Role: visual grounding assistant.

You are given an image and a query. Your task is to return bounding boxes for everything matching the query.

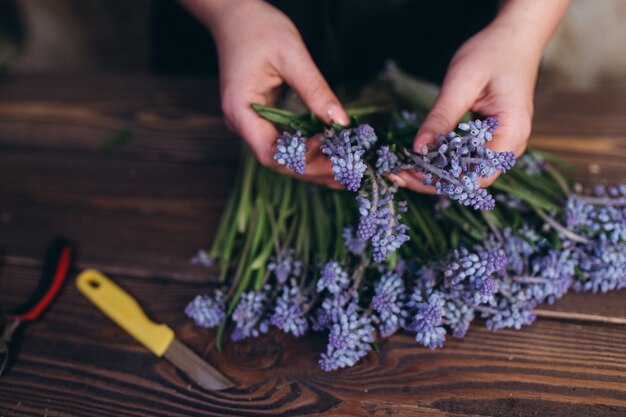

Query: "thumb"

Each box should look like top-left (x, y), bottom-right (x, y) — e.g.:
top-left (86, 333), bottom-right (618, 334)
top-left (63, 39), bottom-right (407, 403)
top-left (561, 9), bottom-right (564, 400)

top-left (278, 44), bottom-right (349, 126)
top-left (414, 77), bottom-right (479, 152)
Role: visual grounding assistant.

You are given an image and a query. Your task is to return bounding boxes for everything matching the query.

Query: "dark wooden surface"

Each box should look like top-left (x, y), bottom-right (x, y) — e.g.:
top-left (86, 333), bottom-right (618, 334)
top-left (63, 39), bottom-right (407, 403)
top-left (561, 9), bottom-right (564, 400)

top-left (1, 75), bottom-right (626, 417)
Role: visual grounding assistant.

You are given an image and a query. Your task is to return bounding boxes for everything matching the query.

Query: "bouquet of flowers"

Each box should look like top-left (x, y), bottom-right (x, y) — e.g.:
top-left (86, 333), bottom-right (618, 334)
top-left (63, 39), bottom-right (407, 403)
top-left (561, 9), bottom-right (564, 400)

top-left (185, 65), bottom-right (626, 371)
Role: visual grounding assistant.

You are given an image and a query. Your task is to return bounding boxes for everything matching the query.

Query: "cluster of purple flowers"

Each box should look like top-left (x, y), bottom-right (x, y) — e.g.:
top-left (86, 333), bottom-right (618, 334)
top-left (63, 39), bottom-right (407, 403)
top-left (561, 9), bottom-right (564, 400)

top-left (356, 177), bottom-right (410, 262)
top-left (186, 115), bottom-right (626, 372)
top-left (317, 260), bottom-right (350, 294)
top-left (274, 131), bottom-right (307, 175)
top-left (230, 288), bottom-right (271, 341)
top-left (564, 184), bottom-right (626, 293)
top-left (272, 120), bottom-right (513, 263)
top-left (370, 270), bottom-right (407, 337)
top-left (186, 180), bottom-right (626, 370)
top-left (185, 290), bottom-right (226, 329)
top-left (320, 128), bottom-right (371, 191)
top-left (318, 302), bottom-right (375, 371)
top-left (267, 249), bottom-right (303, 283)
top-left (375, 146), bottom-right (400, 175)
top-left (342, 227), bottom-right (367, 255)
top-left (270, 279), bottom-right (310, 337)
top-left (403, 118), bottom-right (515, 210)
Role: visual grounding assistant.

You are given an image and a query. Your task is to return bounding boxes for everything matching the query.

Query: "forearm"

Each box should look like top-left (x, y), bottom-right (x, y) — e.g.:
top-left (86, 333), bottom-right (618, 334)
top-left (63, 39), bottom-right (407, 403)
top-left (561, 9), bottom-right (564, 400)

top-left (495, 0), bottom-right (571, 56)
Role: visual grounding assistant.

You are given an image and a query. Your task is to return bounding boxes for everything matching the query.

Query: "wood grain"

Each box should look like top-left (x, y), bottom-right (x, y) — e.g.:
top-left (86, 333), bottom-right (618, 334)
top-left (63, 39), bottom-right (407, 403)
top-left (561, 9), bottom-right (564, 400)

top-left (0, 75), bottom-right (239, 282)
top-left (1, 76), bottom-right (626, 416)
top-left (1, 264), bottom-right (626, 417)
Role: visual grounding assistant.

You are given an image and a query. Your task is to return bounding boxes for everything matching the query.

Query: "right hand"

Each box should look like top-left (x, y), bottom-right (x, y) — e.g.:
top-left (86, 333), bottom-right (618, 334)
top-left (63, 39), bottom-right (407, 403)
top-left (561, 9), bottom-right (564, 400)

top-left (186, 0), bottom-right (349, 187)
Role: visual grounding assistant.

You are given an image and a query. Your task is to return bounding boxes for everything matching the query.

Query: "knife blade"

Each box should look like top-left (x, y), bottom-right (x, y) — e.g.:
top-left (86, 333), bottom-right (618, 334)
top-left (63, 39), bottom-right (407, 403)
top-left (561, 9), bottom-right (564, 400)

top-left (76, 269), bottom-right (234, 391)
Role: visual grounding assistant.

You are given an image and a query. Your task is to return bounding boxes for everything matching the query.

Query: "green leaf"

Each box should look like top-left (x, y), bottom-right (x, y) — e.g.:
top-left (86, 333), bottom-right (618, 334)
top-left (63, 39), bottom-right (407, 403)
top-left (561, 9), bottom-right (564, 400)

top-left (236, 153), bottom-right (257, 233)
top-left (253, 267), bottom-right (266, 291)
top-left (407, 200), bottom-right (435, 250)
top-left (249, 238), bottom-right (274, 270)
top-left (215, 321), bottom-right (226, 352)
top-left (492, 181), bottom-right (561, 212)
top-left (252, 103), bottom-right (319, 134)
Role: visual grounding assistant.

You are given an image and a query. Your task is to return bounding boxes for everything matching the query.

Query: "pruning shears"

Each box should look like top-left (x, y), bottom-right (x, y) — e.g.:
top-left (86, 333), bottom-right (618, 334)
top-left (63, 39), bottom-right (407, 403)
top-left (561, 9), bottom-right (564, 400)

top-left (0, 238), bottom-right (73, 376)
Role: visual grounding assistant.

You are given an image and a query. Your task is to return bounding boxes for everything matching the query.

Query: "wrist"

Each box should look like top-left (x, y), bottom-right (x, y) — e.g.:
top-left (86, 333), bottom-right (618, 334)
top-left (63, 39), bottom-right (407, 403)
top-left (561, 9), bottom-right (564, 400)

top-left (179, 0), bottom-right (260, 30)
top-left (491, 0), bottom-right (570, 56)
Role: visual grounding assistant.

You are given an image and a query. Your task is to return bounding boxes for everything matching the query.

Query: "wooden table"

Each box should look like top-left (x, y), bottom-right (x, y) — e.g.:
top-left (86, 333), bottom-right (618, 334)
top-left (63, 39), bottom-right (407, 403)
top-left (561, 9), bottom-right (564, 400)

top-left (1, 75), bottom-right (625, 417)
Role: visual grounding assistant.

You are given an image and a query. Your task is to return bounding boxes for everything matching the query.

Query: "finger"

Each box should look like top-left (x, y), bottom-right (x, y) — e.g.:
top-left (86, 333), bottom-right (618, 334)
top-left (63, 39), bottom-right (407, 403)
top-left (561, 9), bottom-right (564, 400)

top-left (477, 171), bottom-right (501, 188)
top-left (226, 101), bottom-right (281, 168)
top-left (480, 102), bottom-right (532, 156)
top-left (395, 171), bottom-right (437, 195)
top-left (302, 134), bottom-right (334, 177)
top-left (277, 45), bottom-right (349, 126)
top-left (414, 74), bottom-right (481, 151)
top-left (478, 136), bottom-right (527, 188)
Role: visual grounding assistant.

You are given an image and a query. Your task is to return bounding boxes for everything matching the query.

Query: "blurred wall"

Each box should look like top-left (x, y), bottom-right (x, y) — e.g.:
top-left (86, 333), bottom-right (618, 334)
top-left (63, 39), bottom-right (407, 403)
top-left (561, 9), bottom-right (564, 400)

top-left (8, 0), bottom-right (151, 72)
top-left (3, 0), bottom-right (626, 90)
top-left (540, 0), bottom-right (626, 90)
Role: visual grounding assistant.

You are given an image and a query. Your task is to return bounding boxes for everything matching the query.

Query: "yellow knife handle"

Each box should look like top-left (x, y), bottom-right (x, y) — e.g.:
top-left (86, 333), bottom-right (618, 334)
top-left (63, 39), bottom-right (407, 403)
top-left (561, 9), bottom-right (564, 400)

top-left (76, 269), bottom-right (174, 357)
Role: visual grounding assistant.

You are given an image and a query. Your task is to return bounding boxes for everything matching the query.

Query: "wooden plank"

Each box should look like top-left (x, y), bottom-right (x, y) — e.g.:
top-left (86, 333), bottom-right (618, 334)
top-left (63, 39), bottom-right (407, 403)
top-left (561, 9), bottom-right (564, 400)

top-left (0, 147), bottom-right (237, 282)
top-left (0, 76), bottom-right (240, 282)
top-left (1, 264), bottom-right (626, 417)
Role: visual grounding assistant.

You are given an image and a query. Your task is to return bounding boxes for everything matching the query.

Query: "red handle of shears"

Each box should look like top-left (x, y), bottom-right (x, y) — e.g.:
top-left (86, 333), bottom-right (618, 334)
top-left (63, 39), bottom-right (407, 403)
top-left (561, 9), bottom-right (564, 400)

top-left (11, 240), bottom-right (73, 322)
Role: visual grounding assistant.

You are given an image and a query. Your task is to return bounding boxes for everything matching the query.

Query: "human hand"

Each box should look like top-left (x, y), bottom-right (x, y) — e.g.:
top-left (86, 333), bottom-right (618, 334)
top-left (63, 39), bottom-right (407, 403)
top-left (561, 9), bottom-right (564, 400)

top-left (392, 23), bottom-right (538, 193)
top-left (183, 0), bottom-right (348, 187)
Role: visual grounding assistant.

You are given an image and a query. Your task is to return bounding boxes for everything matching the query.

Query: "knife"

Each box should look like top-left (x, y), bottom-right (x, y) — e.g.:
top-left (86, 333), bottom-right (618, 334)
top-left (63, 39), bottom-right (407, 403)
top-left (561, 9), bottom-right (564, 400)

top-left (76, 269), bottom-right (234, 391)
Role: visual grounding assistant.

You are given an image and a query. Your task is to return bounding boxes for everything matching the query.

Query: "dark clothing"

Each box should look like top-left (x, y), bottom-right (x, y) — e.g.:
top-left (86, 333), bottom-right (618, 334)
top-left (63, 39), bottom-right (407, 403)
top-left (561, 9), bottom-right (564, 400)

top-left (152, 0), bottom-right (498, 85)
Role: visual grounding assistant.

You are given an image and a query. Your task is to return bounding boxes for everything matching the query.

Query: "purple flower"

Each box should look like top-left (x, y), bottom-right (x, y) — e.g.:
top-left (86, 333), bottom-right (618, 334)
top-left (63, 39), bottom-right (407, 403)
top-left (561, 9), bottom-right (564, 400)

top-left (483, 117), bottom-right (499, 133)
top-left (231, 288), bottom-right (270, 341)
top-left (403, 118), bottom-right (514, 211)
top-left (405, 291), bottom-right (446, 349)
top-left (458, 118), bottom-right (497, 142)
top-left (321, 128), bottom-right (370, 192)
top-left (499, 226), bottom-right (540, 275)
top-left (566, 193), bottom-right (626, 243)
top-left (317, 260), bottom-right (351, 294)
top-left (312, 291), bottom-right (352, 331)
top-left (352, 124), bottom-right (378, 150)
top-left (356, 178), bottom-right (410, 263)
top-left (190, 249), bottom-right (214, 268)
top-left (319, 303), bottom-right (375, 371)
top-left (573, 237), bottom-right (626, 293)
top-left (444, 246), bottom-right (506, 305)
top-left (185, 291), bottom-right (226, 329)
top-left (271, 280), bottom-right (309, 337)
top-left (375, 146), bottom-right (399, 175)
top-left (267, 249), bottom-right (302, 283)
top-left (371, 270), bottom-right (407, 337)
top-left (481, 298), bottom-right (537, 331)
top-left (444, 301), bottom-right (474, 339)
top-left (274, 131), bottom-right (307, 175)
top-left (343, 227), bottom-right (367, 255)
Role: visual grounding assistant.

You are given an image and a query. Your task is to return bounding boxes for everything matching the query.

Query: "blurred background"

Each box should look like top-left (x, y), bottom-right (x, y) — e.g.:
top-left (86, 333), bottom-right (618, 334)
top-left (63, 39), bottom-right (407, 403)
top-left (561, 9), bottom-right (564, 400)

top-left (1, 0), bottom-right (625, 89)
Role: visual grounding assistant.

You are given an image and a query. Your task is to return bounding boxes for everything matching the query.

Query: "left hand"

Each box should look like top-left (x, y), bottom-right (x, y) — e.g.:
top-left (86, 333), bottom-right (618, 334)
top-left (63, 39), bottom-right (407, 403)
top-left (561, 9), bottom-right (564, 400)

top-left (392, 20), bottom-right (541, 193)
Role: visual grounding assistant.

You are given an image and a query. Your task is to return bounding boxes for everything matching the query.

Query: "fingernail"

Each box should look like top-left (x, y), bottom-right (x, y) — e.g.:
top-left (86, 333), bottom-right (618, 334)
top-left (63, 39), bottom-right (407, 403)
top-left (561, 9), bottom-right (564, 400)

top-left (413, 133), bottom-right (432, 153)
top-left (328, 105), bottom-right (349, 126)
top-left (388, 174), bottom-right (407, 187)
